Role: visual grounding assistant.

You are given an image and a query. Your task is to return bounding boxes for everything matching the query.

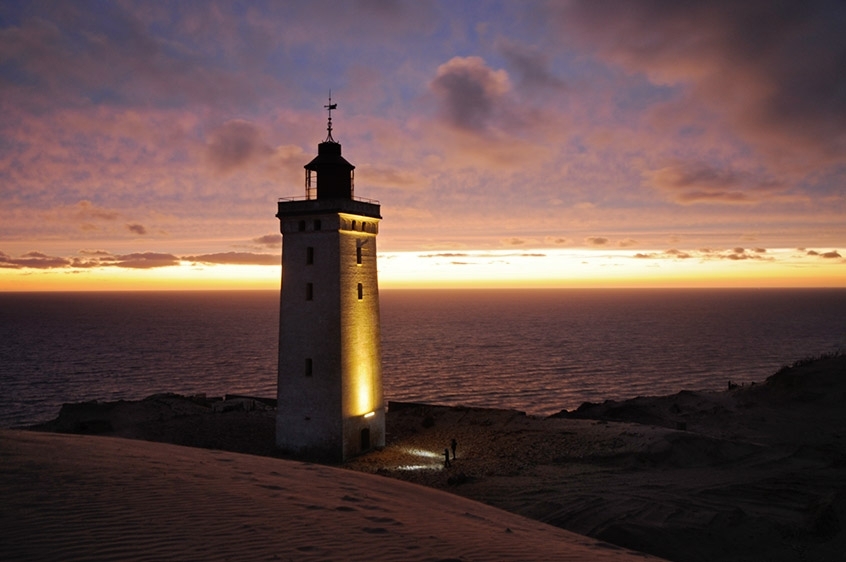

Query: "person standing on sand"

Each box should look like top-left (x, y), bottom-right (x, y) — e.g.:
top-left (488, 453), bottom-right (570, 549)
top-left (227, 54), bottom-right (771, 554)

top-left (451, 438), bottom-right (457, 460)
top-left (444, 448), bottom-right (451, 467)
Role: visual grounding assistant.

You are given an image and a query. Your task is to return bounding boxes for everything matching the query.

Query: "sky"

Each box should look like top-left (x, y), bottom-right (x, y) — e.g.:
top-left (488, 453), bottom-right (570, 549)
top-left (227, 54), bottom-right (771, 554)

top-left (1, 0), bottom-right (845, 290)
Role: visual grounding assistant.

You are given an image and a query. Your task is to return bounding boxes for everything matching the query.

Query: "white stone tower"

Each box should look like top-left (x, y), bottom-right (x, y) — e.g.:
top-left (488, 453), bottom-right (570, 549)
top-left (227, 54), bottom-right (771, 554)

top-left (275, 99), bottom-right (384, 462)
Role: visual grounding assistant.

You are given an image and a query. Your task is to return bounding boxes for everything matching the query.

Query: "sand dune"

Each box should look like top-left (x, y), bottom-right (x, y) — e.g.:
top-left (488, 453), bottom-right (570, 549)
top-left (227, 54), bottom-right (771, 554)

top-left (0, 429), bottom-right (660, 561)
top-left (9, 354), bottom-right (845, 561)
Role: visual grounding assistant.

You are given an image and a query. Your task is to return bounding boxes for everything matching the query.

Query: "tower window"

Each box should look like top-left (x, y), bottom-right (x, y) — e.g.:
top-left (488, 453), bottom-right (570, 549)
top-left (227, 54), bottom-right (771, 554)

top-left (298, 220), bottom-right (306, 232)
top-left (352, 220), bottom-right (357, 230)
top-left (314, 219), bottom-right (322, 231)
top-left (306, 283), bottom-right (313, 301)
top-left (306, 246), bottom-right (314, 265)
top-left (305, 358), bottom-right (313, 377)
top-left (357, 283), bottom-right (363, 300)
top-left (356, 246), bottom-right (362, 265)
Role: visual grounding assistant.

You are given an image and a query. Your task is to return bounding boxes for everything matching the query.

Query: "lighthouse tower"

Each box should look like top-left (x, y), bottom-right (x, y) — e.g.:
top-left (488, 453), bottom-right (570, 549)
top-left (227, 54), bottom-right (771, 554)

top-left (275, 100), bottom-right (384, 462)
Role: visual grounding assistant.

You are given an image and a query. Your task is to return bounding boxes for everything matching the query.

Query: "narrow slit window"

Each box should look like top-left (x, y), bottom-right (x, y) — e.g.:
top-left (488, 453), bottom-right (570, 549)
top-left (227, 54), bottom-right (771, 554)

top-left (356, 246), bottom-right (362, 265)
top-left (305, 358), bottom-right (313, 377)
top-left (357, 283), bottom-right (363, 300)
top-left (306, 246), bottom-right (314, 265)
top-left (314, 219), bottom-right (322, 231)
top-left (298, 220), bottom-right (306, 232)
top-left (306, 283), bottom-right (313, 301)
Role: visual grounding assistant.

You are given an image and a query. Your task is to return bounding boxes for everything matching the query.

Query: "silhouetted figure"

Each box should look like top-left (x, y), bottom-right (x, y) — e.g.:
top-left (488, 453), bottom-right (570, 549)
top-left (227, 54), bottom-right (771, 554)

top-left (444, 448), bottom-right (451, 467)
top-left (451, 438), bottom-right (457, 460)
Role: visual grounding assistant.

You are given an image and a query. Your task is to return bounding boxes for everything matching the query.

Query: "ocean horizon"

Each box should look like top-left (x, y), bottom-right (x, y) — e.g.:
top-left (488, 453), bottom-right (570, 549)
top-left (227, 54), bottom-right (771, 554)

top-left (1, 287), bottom-right (844, 428)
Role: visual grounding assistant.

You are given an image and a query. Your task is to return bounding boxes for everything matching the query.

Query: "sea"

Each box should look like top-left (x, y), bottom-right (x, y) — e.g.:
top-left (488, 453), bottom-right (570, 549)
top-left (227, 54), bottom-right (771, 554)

top-left (1, 288), bottom-right (844, 428)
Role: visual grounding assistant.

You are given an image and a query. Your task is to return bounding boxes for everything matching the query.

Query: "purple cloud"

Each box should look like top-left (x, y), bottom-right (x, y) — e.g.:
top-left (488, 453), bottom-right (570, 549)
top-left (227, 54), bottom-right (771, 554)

top-left (550, 1), bottom-right (846, 164)
top-left (206, 120), bottom-right (273, 175)
top-left (430, 56), bottom-right (512, 132)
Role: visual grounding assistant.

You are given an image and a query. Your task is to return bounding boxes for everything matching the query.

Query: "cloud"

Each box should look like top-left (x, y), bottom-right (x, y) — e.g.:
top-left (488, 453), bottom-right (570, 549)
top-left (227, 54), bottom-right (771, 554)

top-left (634, 249), bottom-right (691, 259)
top-left (78, 249), bottom-right (112, 256)
top-left (73, 200), bottom-right (120, 221)
top-left (419, 252), bottom-right (545, 259)
top-left (430, 56), bottom-right (512, 132)
top-left (808, 249), bottom-right (842, 259)
top-left (719, 249), bottom-right (767, 261)
top-left (646, 161), bottom-right (782, 204)
top-left (0, 248), bottom-right (280, 270)
top-left (358, 165), bottom-right (423, 189)
top-left (183, 252), bottom-right (278, 266)
top-left (252, 234), bottom-right (282, 248)
top-left (550, 0), bottom-right (846, 165)
top-left (206, 120), bottom-right (273, 175)
top-left (419, 253), bottom-right (470, 258)
top-left (112, 252), bottom-right (180, 269)
top-left (0, 2), bottom-right (265, 112)
top-left (633, 247), bottom-right (774, 261)
top-left (127, 223), bottom-right (147, 235)
top-left (498, 40), bottom-right (565, 91)
top-left (585, 236), bottom-right (608, 246)
top-left (0, 251), bottom-right (70, 269)
top-left (666, 249), bottom-right (692, 259)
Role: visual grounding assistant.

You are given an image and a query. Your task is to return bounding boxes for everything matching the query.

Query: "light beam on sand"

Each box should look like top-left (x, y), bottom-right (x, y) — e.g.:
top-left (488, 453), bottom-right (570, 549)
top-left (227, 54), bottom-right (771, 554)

top-left (395, 447), bottom-right (445, 471)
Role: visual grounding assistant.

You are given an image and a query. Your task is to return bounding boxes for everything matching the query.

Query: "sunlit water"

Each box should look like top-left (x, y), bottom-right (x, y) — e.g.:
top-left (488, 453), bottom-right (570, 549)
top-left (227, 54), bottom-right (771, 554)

top-left (1, 289), bottom-right (844, 427)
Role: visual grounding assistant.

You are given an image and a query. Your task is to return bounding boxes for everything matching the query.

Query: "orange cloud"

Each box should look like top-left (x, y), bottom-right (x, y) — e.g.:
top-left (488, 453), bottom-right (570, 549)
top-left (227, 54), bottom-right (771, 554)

top-left (0, 251), bottom-right (70, 269)
top-left (74, 201), bottom-right (120, 221)
top-left (183, 252), bottom-right (278, 266)
top-left (111, 253), bottom-right (180, 269)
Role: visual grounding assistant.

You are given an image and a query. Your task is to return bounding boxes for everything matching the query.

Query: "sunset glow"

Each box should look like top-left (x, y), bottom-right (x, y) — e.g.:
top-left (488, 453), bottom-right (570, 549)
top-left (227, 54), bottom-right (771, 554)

top-left (1, 1), bottom-right (844, 291)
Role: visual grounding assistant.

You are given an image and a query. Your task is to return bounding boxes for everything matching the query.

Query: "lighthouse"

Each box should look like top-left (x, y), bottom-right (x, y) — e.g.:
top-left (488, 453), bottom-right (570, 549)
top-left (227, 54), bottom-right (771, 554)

top-left (275, 99), bottom-right (384, 462)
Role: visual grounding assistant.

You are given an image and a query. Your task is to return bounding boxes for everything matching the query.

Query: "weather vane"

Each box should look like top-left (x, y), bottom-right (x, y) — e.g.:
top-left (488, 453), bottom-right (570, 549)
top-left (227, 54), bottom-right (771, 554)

top-left (324, 91), bottom-right (337, 142)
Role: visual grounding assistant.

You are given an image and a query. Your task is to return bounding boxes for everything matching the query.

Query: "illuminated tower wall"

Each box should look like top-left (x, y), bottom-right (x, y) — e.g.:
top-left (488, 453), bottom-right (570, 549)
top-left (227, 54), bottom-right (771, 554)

top-left (275, 120), bottom-right (384, 462)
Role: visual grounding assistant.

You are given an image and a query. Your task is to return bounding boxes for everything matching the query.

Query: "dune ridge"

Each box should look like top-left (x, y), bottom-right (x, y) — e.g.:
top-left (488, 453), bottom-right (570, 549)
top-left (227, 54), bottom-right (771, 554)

top-left (1, 429), bottom-right (659, 561)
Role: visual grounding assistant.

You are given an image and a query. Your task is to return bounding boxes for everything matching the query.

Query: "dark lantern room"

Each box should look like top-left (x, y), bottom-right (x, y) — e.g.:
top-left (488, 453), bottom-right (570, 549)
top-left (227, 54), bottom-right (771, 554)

top-left (304, 97), bottom-right (355, 200)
